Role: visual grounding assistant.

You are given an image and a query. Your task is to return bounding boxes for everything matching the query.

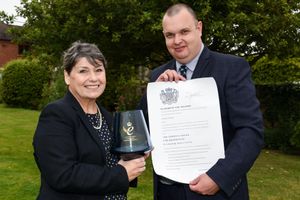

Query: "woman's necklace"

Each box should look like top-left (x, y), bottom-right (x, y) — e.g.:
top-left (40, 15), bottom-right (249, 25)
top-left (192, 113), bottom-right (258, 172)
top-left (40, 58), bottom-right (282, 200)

top-left (93, 104), bottom-right (102, 130)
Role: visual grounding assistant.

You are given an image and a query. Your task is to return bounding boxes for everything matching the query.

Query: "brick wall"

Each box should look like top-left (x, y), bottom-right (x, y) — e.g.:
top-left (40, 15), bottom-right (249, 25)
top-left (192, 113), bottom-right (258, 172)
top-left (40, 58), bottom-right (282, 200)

top-left (0, 23), bottom-right (22, 68)
top-left (0, 40), bottom-right (19, 68)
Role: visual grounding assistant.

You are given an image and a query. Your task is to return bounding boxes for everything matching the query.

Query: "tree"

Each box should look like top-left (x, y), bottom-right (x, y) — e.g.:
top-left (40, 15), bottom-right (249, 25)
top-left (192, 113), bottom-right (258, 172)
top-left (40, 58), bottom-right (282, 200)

top-left (201, 0), bottom-right (300, 64)
top-left (0, 11), bottom-right (15, 24)
top-left (3, 0), bottom-right (299, 68)
top-left (1, 0), bottom-right (299, 111)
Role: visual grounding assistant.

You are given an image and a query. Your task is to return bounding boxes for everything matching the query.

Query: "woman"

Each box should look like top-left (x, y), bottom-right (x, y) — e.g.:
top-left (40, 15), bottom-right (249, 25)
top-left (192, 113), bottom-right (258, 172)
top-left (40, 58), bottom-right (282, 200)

top-left (33, 41), bottom-right (147, 200)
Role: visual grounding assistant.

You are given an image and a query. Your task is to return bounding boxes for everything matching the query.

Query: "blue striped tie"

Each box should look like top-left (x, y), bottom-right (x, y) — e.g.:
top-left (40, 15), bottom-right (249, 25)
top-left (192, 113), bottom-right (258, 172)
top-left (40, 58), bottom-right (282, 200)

top-left (179, 65), bottom-right (187, 78)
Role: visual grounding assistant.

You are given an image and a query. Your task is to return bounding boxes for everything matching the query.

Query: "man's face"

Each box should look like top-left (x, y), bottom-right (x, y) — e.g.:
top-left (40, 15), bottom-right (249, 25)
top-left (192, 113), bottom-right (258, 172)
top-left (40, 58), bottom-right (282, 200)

top-left (162, 9), bottom-right (202, 64)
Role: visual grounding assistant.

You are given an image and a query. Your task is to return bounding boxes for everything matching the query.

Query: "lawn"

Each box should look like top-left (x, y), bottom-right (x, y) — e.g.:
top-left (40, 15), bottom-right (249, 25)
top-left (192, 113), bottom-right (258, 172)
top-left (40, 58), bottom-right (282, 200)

top-left (0, 104), bottom-right (299, 200)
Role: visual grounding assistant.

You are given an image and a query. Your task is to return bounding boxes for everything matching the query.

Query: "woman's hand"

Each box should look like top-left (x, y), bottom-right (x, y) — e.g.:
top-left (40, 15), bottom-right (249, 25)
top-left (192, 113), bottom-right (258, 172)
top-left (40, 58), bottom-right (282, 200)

top-left (118, 157), bottom-right (146, 181)
top-left (156, 69), bottom-right (186, 82)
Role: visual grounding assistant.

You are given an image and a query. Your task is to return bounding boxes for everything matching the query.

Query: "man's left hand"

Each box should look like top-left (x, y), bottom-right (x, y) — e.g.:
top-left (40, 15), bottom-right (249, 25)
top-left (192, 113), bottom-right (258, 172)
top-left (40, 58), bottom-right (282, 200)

top-left (189, 173), bottom-right (220, 195)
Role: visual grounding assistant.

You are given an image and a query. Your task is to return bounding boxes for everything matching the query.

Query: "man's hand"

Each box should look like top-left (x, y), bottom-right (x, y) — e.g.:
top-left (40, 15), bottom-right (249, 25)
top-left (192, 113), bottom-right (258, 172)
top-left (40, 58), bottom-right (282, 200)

top-left (189, 173), bottom-right (220, 195)
top-left (156, 69), bottom-right (186, 82)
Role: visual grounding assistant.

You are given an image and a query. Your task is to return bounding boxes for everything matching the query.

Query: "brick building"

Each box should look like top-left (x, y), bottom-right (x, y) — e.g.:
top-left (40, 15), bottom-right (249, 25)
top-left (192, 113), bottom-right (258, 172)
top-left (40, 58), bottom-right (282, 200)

top-left (0, 23), bottom-right (22, 68)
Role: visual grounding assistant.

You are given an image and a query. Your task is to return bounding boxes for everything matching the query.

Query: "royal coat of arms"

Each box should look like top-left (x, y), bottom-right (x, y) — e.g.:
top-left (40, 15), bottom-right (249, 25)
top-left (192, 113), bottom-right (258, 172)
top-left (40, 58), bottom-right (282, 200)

top-left (160, 88), bottom-right (179, 105)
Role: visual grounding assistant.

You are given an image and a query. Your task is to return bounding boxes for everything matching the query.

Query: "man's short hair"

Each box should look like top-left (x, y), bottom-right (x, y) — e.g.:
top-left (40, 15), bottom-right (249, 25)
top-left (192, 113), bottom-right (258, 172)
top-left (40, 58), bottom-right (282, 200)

top-left (165, 3), bottom-right (198, 21)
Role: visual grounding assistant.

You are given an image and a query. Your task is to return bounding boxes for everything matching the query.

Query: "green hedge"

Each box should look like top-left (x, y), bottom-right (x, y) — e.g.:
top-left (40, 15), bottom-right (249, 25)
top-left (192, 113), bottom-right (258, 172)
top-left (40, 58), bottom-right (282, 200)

top-left (1, 59), bottom-right (50, 109)
top-left (39, 70), bottom-right (67, 109)
top-left (101, 64), bottom-right (148, 112)
top-left (291, 121), bottom-right (300, 148)
top-left (257, 84), bottom-right (300, 152)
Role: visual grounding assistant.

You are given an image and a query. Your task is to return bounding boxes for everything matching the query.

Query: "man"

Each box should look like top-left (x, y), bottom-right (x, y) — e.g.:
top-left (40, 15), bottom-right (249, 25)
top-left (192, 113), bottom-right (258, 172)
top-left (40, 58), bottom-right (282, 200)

top-left (138, 3), bottom-right (264, 200)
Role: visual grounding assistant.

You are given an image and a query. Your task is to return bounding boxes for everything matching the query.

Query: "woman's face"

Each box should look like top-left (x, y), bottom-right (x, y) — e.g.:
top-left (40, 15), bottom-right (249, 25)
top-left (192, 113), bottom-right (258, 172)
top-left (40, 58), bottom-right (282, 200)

top-left (64, 57), bottom-right (106, 103)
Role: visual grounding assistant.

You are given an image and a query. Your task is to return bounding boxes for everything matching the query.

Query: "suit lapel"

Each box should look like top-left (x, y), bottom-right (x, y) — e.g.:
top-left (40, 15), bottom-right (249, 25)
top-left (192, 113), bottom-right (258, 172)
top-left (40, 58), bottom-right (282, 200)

top-left (65, 91), bottom-right (106, 157)
top-left (164, 60), bottom-right (176, 71)
top-left (77, 108), bottom-right (106, 153)
top-left (191, 46), bottom-right (212, 79)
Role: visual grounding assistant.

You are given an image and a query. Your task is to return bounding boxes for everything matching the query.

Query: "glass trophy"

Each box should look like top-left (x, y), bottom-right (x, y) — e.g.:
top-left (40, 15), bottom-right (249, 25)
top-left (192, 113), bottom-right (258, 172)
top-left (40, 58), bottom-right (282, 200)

top-left (112, 110), bottom-right (153, 160)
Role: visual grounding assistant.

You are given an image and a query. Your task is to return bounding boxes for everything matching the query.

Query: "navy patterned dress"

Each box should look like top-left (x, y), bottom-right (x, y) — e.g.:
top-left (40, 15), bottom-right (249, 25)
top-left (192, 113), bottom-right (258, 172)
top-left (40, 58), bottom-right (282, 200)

top-left (86, 112), bottom-right (127, 200)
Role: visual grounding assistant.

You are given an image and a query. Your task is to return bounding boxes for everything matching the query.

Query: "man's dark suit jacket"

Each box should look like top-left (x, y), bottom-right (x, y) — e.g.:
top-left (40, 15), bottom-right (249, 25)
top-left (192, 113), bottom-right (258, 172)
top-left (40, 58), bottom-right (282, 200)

top-left (33, 90), bottom-right (130, 200)
top-left (139, 46), bottom-right (264, 200)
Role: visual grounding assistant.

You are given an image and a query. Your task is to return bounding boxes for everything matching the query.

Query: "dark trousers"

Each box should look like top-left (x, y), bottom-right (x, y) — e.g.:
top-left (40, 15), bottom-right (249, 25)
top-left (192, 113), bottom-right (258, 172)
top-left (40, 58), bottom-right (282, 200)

top-left (157, 182), bottom-right (231, 200)
top-left (157, 182), bottom-right (186, 200)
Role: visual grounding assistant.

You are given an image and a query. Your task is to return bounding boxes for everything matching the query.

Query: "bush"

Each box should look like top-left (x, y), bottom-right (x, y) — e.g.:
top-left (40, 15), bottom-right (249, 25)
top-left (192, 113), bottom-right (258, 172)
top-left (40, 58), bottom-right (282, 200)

top-left (0, 68), bottom-right (3, 103)
top-left (101, 64), bottom-right (148, 112)
top-left (1, 59), bottom-right (51, 109)
top-left (0, 80), bottom-right (2, 104)
top-left (39, 69), bottom-right (66, 109)
top-left (291, 121), bottom-right (300, 148)
top-left (113, 75), bottom-right (145, 111)
top-left (257, 84), bottom-right (300, 152)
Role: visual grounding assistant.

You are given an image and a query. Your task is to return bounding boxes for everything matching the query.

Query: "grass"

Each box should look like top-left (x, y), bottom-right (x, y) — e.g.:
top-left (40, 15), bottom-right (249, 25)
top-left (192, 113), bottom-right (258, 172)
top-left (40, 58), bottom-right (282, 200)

top-left (0, 104), bottom-right (40, 200)
top-left (0, 104), bottom-right (299, 200)
top-left (248, 150), bottom-right (300, 200)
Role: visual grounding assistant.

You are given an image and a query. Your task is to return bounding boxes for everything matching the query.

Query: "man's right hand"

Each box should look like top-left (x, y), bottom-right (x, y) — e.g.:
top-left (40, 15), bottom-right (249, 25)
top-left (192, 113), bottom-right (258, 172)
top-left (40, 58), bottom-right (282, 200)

top-left (156, 69), bottom-right (186, 82)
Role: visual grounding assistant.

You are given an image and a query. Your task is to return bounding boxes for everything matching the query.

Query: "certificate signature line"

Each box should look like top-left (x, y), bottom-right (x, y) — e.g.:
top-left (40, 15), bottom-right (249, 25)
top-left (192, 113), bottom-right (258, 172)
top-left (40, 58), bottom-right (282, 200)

top-left (167, 157), bottom-right (206, 161)
top-left (167, 161), bottom-right (208, 165)
top-left (164, 148), bottom-right (210, 152)
top-left (164, 145), bottom-right (209, 149)
top-left (161, 123), bottom-right (208, 127)
top-left (166, 163), bottom-right (211, 167)
top-left (167, 151), bottom-right (209, 156)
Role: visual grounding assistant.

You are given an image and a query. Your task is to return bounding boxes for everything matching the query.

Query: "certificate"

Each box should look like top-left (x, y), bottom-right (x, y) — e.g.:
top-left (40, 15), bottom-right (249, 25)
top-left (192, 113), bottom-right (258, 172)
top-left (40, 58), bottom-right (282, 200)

top-left (147, 77), bottom-right (225, 184)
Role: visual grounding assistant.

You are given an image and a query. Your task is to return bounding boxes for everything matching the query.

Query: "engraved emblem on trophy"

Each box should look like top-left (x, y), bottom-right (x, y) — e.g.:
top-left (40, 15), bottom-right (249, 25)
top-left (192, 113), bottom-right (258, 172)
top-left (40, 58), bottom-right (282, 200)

top-left (112, 110), bottom-right (153, 160)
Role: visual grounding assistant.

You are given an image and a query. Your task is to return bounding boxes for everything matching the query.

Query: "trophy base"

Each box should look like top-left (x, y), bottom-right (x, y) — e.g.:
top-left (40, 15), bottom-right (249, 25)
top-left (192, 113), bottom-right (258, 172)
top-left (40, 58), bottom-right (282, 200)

top-left (121, 153), bottom-right (144, 161)
top-left (113, 145), bottom-right (153, 155)
top-left (112, 145), bottom-right (153, 161)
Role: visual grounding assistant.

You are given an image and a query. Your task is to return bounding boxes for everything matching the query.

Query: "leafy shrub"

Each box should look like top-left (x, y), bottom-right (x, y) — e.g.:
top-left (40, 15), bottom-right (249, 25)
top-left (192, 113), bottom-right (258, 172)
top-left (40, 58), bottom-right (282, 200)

top-left (113, 75), bottom-right (145, 111)
top-left (1, 59), bottom-right (50, 109)
top-left (0, 77), bottom-right (3, 104)
top-left (101, 64), bottom-right (148, 112)
top-left (252, 56), bottom-right (300, 85)
top-left (257, 84), bottom-right (300, 152)
top-left (264, 128), bottom-right (284, 149)
top-left (253, 56), bottom-right (300, 153)
top-left (39, 69), bottom-right (66, 109)
top-left (291, 121), bottom-right (300, 148)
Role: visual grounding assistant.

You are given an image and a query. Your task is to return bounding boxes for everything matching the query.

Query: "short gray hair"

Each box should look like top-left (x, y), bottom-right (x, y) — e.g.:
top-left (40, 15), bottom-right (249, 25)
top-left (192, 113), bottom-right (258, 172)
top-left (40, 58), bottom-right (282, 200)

top-left (63, 41), bottom-right (107, 74)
